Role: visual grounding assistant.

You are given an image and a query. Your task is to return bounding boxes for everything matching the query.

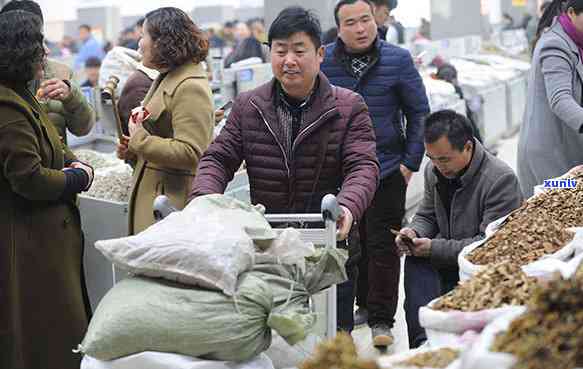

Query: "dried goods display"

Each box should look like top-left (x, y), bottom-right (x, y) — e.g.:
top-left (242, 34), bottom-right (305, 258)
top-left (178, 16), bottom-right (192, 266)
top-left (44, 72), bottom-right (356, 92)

top-left (576, 262), bottom-right (583, 280)
top-left (511, 173), bottom-right (583, 228)
top-left (467, 215), bottom-right (573, 266)
top-left (395, 348), bottom-right (459, 368)
top-left (299, 332), bottom-right (379, 369)
top-left (74, 149), bottom-right (121, 170)
top-left (492, 278), bottom-right (583, 369)
top-left (84, 165), bottom-right (133, 203)
top-left (432, 263), bottom-right (536, 312)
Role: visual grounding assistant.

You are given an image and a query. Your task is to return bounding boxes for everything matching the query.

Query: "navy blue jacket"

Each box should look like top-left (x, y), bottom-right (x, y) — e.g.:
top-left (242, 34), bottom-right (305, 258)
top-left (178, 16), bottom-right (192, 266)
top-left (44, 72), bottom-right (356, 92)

top-left (321, 37), bottom-right (430, 179)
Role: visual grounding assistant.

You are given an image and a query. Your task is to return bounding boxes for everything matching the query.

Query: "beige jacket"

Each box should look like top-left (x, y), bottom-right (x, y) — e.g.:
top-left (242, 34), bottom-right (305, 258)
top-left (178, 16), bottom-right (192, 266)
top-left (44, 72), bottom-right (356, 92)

top-left (128, 61), bottom-right (214, 234)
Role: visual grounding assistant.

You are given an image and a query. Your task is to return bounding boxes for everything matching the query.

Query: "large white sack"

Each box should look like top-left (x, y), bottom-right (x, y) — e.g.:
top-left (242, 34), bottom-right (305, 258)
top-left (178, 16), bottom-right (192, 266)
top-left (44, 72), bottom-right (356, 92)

top-left (81, 352), bottom-right (274, 369)
top-left (459, 307), bottom-right (525, 369)
top-left (458, 227), bottom-right (583, 281)
top-left (95, 195), bottom-right (276, 295)
top-left (419, 298), bottom-right (521, 335)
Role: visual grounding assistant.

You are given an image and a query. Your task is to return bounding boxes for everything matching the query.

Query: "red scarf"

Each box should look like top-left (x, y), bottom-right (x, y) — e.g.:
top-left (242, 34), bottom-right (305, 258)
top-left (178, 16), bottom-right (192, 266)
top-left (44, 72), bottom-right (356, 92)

top-left (559, 13), bottom-right (583, 58)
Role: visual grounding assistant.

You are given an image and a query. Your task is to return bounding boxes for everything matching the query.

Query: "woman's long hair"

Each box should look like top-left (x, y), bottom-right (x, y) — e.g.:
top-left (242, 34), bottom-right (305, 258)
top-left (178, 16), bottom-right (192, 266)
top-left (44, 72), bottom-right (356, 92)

top-left (534, 0), bottom-right (583, 48)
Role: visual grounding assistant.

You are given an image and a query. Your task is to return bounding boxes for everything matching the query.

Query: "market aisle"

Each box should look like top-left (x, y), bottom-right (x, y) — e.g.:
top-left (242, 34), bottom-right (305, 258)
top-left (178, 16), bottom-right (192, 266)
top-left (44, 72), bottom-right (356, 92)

top-left (351, 131), bottom-right (520, 359)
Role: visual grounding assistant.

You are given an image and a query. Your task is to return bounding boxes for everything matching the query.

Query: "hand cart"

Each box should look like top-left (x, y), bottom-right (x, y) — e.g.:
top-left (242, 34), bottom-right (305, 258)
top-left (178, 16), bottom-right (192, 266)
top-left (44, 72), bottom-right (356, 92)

top-left (148, 194), bottom-right (341, 339)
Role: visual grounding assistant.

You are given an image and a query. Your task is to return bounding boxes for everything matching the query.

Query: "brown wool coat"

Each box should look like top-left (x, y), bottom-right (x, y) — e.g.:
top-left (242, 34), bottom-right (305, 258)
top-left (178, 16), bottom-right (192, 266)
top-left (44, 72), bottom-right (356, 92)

top-left (128, 62), bottom-right (214, 234)
top-left (0, 83), bottom-right (89, 369)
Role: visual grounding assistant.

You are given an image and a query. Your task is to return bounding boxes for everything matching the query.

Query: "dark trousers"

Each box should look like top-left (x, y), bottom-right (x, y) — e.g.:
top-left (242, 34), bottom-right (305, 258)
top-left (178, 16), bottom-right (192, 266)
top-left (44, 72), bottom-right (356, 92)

top-left (337, 264), bottom-right (358, 332)
top-left (355, 218), bottom-right (368, 309)
top-left (404, 256), bottom-right (459, 348)
top-left (367, 171), bottom-right (407, 327)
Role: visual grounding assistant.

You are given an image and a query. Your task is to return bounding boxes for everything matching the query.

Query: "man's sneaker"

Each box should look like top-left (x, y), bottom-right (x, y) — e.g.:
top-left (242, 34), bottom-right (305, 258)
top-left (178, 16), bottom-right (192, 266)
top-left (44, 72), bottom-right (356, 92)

top-left (354, 307), bottom-right (368, 327)
top-left (371, 323), bottom-right (394, 347)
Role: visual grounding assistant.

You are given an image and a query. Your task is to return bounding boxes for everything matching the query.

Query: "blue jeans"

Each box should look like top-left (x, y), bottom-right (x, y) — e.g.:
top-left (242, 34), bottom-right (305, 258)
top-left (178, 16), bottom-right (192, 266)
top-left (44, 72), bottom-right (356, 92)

top-left (404, 256), bottom-right (458, 348)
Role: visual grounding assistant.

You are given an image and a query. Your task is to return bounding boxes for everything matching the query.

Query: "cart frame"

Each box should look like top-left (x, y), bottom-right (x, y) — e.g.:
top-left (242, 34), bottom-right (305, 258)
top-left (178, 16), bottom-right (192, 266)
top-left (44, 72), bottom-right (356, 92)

top-left (114, 194), bottom-right (340, 339)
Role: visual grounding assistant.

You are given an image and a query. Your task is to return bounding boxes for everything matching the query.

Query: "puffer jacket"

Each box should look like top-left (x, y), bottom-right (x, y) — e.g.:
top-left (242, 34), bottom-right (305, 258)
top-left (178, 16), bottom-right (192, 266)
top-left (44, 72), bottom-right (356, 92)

top-left (190, 72), bottom-right (379, 223)
top-left (321, 37), bottom-right (430, 179)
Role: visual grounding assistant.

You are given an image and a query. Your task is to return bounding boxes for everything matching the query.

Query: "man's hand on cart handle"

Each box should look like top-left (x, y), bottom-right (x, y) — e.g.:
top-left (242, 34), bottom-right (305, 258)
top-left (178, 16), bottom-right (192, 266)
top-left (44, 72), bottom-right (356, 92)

top-left (336, 206), bottom-right (353, 241)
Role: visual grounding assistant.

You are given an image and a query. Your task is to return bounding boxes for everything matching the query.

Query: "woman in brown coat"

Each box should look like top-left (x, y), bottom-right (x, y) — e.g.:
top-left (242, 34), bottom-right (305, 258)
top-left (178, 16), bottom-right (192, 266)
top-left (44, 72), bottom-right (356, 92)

top-left (117, 7), bottom-right (214, 234)
top-left (0, 10), bottom-right (93, 369)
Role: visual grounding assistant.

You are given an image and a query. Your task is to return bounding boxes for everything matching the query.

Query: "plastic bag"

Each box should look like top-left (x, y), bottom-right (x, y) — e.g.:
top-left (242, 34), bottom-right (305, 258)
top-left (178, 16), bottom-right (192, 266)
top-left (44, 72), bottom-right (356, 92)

top-left (419, 298), bottom-right (521, 335)
top-left (263, 334), bottom-right (318, 369)
top-left (261, 228), bottom-right (315, 273)
top-left (459, 307), bottom-right (525, 369)
top-left (458, 228), bottom-right (583, 281)
top-left (81, 352), bottom-right (274, 369)
top-left (99, 47), bottom-right (141, 94)
top-left (95, 195), bottom-right (276, 295)
top-left (80, 247), bottom-right (347, 363)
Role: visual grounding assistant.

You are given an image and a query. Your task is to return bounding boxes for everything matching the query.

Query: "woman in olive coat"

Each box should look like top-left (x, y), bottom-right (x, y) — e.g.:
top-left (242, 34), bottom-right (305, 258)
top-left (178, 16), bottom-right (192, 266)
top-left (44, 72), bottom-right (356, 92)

top-left (117, 7), bottom-right (214, 234)
top-left (0, 10), bottom-right (94, 369)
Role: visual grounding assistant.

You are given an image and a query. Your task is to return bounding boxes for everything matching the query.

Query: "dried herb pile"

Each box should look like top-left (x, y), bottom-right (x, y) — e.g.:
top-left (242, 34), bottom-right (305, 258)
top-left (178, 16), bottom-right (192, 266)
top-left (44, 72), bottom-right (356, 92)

top-left (395, 348), bottom-right (459, 368)
top-left (299, 332), bottom-right (379, 369)
top-left (519, 173), bottom-right (583, 229)
top-left (576, 261), bottom-right (583, 281)
top-left (432, 263), bottom-right (537, 312)
top-left (74, 149), bottom-right (121, 170)
top-left (467, 216), bottom-right (573, 266)
top-left (492, 278), bottom-right (583, 369)
top-left (85, 166), bottom-right (133, 203)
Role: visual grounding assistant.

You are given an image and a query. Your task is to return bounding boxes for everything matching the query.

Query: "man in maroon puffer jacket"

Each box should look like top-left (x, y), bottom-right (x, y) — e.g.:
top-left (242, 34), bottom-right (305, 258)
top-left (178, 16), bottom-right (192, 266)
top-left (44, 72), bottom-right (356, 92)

top-left (190, 6), bottom-right (379, 332)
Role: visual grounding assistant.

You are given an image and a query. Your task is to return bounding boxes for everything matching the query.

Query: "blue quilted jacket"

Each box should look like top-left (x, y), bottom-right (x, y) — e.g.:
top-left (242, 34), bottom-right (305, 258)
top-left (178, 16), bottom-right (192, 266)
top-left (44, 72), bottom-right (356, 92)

top-left (321, 37), bottom-right (430, 178)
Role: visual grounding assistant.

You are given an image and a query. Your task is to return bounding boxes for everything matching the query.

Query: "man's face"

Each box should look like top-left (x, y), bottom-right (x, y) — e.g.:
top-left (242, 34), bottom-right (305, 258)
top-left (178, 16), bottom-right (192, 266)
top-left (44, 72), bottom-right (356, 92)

top-left (79, 27), bottom-right (90, 41)
top-left (234, 22), bottom-right (251, 41)
top-left (271, 32), bottom-right (324, 100)
top-left (425, 135), bottom-right (473, 179)
top-left (85, 66), bottom-right (100, 85)
top-left (337, 0), bottom-right (378, 53)
top-left (374, 4), bottom-right (390, 27)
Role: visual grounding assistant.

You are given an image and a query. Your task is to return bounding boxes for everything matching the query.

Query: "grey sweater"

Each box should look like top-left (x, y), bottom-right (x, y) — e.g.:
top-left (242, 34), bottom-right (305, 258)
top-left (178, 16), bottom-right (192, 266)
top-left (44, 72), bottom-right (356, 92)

top-left (411, 140), bottom-right (524, 269)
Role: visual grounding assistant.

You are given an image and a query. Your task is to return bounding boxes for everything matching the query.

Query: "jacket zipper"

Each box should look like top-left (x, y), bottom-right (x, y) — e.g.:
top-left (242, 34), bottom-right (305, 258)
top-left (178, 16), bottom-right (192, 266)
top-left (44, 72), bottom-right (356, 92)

top-left (292, 107), bottom-right (338, 153)
top-left (250, 100), bottom-right (291, 178)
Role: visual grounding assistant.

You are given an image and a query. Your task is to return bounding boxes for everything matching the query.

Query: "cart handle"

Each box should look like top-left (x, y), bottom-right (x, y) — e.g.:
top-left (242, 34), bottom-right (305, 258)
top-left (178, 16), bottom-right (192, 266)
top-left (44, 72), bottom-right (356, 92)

top-left (153, 195), bottom-right (177, 221)
top-left (153, 193), bottom-right (342, 222)
top-left (321, 194), bottom-right (341, 222)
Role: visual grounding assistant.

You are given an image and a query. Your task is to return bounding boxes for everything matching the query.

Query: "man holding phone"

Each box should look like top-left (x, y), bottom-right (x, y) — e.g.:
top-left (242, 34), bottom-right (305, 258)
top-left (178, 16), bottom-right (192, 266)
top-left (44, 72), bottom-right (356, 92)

top-left (320, 0), bottom-right (429, 347)
top-left (395, 110), bottom-right (523, 348)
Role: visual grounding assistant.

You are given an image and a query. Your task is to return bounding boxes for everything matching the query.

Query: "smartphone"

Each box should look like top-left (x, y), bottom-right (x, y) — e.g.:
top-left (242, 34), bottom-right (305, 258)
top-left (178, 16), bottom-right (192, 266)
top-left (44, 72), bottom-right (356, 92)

top-left (390, 229), bottom-right (414, 252)
top-left (219, 100), bottom-right (233, 111)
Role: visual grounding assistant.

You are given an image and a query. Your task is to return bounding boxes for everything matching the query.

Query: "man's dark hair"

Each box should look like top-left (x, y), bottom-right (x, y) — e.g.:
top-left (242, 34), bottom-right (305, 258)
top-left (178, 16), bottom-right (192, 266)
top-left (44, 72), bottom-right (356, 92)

top-left (268, 6), bottom-right (322, 49)
top-left (334, 0), bottom-right (373, 26)
top-left (424, 110), bottom-right (474, 151)
top-left (145, 7), bottom-right (209, 69)
top-left (0, 0), bottom-right (43, 22)
top-left (136, 17), bottom-right (144, 28)
top-left (79, 24), bottom-right (91, 32)
top-left (224, 21), bottom-right (235, 28)
top-left (85, 56), bottom-right (101, 69)
top-left (0, 10), bottom-right (45, 82)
